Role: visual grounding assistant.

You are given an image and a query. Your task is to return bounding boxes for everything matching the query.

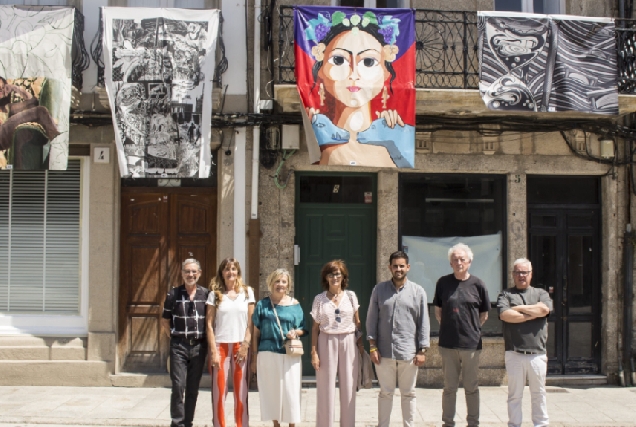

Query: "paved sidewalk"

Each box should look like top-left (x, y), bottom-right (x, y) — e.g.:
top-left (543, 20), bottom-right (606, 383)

top-left (0, 385), bottom-right (636, 427)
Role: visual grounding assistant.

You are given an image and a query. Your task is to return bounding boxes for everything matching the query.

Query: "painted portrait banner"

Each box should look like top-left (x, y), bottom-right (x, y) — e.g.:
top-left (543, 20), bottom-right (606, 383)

top-left (295, 6), bottom-right (416, 168)
top-left (0, 7), bottom-right (74, 170)
top-left (478, 12), bottom-right (618, 115)
top-left (102, 7), bottom-right (219, 178)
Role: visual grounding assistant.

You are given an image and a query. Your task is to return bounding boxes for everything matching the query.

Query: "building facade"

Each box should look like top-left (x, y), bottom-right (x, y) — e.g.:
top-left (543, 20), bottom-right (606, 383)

top-left (0, 0), bottom-right (634, 387)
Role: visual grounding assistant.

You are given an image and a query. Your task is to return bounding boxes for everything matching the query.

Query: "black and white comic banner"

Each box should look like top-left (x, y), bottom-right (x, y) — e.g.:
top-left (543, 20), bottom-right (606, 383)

top-left (478, 12), bottom-right (618, 115)
top-left (0, 7), bottom-right (74, 170)
top-left (102, 7), bottom-right (219, 178)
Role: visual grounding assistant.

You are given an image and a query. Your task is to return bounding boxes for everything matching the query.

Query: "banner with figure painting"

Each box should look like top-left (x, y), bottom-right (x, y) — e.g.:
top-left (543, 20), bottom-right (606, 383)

top-left (478, 12), bottom-right (618, 115)
top-left (295, 6), bottom-right (416, 168)
top-left (102, 7), bottom-right (219, 178)
top-left (0, 7), bottom-right (74, 170)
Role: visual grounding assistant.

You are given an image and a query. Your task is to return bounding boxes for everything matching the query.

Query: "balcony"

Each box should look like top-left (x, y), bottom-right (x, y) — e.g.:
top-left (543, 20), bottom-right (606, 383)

top-left (275, 6), bottom-right (636, 115)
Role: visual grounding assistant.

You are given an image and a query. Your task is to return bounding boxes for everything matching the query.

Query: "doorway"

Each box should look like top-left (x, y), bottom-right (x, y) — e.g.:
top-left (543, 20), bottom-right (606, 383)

top-left (527, 176), bottom-right (601, 375)
top-left (118, 187), bottom-right (217, 372)
top-left (294, 173), bottom-right (377, 375)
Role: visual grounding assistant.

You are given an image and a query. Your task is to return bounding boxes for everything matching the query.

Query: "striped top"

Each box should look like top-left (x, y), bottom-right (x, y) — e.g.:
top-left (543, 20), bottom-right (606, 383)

top-left (310, 290), bottom-right (359, 334)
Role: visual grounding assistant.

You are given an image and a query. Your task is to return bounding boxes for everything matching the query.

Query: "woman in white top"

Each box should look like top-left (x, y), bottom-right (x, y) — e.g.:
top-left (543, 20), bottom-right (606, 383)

top-left (206, 258), bottom-right (255, 427)
top-left (310, 259), bottom-right (363, 427)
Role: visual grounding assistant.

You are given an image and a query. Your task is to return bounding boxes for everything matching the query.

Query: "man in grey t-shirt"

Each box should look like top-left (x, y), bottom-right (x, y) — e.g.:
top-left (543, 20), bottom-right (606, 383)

top-left (497, 258), bottom-right (553, 427)
top-left (366, 251), bottom-right (430, 427)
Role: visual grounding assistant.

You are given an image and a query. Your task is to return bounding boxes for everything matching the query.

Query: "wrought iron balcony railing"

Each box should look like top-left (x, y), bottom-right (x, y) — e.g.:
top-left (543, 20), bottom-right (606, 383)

top-left (278, 6), bottom-right (636, 94)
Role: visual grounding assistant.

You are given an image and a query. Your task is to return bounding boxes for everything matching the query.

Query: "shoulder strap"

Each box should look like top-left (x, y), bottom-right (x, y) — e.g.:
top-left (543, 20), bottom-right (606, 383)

top-left (346, 290), bottom-right (355, 307)
top-left (269, 298), bottom-right (286, 340)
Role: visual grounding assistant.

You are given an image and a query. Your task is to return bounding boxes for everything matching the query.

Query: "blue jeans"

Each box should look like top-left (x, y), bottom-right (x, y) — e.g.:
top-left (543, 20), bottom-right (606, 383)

top-left (170, 337), bottom-right (207, 427)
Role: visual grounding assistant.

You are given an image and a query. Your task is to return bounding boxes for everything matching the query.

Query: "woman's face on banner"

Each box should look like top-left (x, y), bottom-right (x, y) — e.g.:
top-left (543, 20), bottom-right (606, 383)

top-left (319, 30), bottom-right (389, 109)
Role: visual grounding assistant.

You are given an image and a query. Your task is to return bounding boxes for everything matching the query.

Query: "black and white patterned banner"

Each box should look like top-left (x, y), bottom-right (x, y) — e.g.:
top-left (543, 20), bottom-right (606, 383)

top-left (478, 12), bottom-right (618, 115)
top-left (102, 7), bottom-right (219, 178)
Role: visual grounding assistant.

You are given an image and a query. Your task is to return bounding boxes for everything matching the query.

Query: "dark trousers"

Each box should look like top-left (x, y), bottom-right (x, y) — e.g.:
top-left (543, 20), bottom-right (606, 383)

top-left (170, 337), bottom-right (207, 427)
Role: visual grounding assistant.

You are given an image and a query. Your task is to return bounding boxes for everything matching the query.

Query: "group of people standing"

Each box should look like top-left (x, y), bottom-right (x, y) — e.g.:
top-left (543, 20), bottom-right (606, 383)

top-left (162, 243), bottom-right (553, 427)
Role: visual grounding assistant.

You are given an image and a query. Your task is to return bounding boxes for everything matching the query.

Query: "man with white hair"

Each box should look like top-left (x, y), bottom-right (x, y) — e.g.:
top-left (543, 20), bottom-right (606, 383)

top-left (433, 243), bottom-right (490, 427)
top-left (497, 258), bottom-right (552, 427)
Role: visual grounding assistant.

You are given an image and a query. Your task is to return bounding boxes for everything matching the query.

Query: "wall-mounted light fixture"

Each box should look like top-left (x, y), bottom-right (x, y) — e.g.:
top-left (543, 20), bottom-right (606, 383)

top-left (599, 136), bottom-right (615, 159)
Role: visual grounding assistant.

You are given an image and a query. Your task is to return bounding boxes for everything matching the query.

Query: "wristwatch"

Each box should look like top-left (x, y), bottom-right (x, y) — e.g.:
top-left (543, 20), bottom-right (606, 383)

top-left (418, 348), bottom-right (427, 353)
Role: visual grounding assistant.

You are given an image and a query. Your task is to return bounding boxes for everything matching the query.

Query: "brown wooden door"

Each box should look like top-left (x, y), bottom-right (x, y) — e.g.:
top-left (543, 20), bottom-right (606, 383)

top-left (119, 187), bottom-right (217, 372)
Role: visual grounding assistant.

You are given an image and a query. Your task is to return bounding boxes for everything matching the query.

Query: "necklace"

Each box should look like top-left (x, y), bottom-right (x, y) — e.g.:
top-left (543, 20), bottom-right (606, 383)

top-left (327, 290), bottom-right (342, 300)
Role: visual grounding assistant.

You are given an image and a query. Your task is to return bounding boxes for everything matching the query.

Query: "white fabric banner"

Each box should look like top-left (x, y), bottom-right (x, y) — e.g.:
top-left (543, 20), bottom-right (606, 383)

top-left (402, 232), bottom-right (502, 302)
top-left (0, 6), bottom-right (74, 170)
top-left (102, 7), bottom-right (219, 178)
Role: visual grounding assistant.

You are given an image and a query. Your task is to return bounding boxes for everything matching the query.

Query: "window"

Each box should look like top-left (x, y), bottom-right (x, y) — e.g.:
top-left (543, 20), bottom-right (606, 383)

top-left (399, 174), bottom-right (507, 335)
top-left (0, 159), bottom-right (87, 334)
top-left (494, 0), bottom-right (563, 14)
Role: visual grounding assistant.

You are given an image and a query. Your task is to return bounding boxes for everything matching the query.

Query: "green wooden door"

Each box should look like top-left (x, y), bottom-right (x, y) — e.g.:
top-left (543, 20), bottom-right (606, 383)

top-left (294, 173), bottom-right (377, 375)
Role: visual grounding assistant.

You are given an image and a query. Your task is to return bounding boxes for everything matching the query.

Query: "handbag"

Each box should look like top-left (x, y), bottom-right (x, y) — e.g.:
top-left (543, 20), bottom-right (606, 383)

top-left (270, 298), bottom-right (304, 356)
top-left (345, 291), bottom-right (375, 390)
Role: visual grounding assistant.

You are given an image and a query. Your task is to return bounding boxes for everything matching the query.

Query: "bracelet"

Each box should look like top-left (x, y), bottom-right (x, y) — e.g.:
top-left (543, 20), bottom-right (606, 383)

top-left (369, 348), bottom-right (378, 353)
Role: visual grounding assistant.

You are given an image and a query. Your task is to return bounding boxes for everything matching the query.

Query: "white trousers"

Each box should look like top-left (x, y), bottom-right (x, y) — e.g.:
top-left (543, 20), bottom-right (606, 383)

top-left (505, 351), bottom-right (549, 427)
top-left (374, 357), bottom-right (419, 427)
top-left (257, 351), bottom-right (302, 424)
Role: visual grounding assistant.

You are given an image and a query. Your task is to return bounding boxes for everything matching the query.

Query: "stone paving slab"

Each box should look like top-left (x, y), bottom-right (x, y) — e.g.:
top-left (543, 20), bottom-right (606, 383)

top-left (0, 386), bottom-right (636, 426)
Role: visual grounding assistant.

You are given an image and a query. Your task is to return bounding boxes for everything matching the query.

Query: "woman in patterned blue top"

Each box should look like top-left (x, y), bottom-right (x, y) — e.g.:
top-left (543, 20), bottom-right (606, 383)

top-left (251, 268), bottom-right (307, 427)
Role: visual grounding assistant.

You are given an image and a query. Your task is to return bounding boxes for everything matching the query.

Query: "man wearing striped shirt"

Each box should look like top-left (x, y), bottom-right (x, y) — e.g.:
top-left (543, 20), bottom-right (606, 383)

top-left (366, 251), bottom-right (430, 427)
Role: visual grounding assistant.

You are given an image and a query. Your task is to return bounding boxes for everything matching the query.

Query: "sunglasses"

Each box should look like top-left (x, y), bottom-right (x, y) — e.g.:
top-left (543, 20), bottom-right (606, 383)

top-left (335, 308), bottom-right (341, 323)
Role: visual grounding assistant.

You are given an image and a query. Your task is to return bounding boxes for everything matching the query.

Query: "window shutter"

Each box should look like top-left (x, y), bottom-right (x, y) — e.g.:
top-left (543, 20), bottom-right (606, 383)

top-left (0, 160), bottom-right (81, 314)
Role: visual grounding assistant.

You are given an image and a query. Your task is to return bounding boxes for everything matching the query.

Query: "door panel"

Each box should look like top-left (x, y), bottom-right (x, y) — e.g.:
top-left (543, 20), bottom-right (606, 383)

top-left (528, 207), bottom-right (600, 375)
top-left (119, 188), bottom-right (216, 373)
top-left (295, 174), bottom-right (377, 376)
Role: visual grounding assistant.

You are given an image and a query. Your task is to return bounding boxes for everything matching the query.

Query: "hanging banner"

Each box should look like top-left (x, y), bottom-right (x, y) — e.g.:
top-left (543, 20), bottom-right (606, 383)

top-left (478, 12), bottom-right (618, 115)
top-left (102, 7), bottom-right (219, 178)
top-left (295, 6), bottom-right (416, 168)
top-left (0, 7), bottom-right (74, 170)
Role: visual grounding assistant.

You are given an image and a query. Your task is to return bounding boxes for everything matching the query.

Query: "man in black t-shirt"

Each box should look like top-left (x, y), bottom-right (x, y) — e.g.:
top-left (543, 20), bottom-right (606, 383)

top-left (497, 258), bottom-right (552, 427)
top-left (433, 243), bottom-right (490, 427)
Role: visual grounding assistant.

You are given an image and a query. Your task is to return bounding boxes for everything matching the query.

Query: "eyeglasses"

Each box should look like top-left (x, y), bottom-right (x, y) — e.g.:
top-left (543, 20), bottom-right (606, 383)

top-left (327, 273), bottom-right (342, 279)
top-left (513, 271), bottom-right (532, 276)
top-left (182, 269), bottom-right (200, 275)
top-left (334, 308), bottom-right (341, 323)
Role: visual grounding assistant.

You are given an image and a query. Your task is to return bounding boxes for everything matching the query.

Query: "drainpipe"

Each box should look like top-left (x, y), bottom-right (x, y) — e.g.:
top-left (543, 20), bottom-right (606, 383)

top-left (249, 0), bottom-right (262, 299)
top-left (624, 225), bottom-right (634, 385)
top-left (619, 0), bottom-right (625, 19)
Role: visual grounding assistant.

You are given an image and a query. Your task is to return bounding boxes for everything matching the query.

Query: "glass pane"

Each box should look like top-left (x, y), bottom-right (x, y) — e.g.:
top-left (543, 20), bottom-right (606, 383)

top-left (527, 177), bottom-right (599, 204)
top-left (568, 322), bottom-right (593, 358)
top-left (531, 214), bottom-right (556, 227)
top-left (543, 0), bottom-right (561, 14)
top-left (547, 321), bottom-right (555, 357)
top-left (376, 0), bottom-right (403, 7)
top-left (299, 175), bottom-right (374, 204)
top-left (568, 213), bottom-right (594, 228)
top-left (495, 0), bottom-right (523, 11)
top-left (400, 175), bottom-right (505, 238)
top-left (340, 0), bottom-right (364, 6)
top-left (531, 235), bottom-right (557, 293)
top-left (567, 235), bottom-right (593, 314)
top-left (533, 0), bottom-right (544, 13)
